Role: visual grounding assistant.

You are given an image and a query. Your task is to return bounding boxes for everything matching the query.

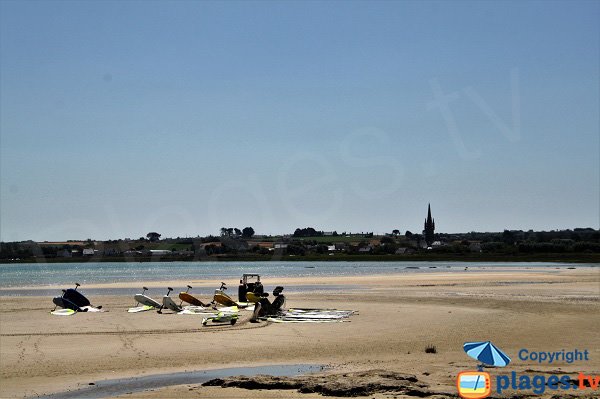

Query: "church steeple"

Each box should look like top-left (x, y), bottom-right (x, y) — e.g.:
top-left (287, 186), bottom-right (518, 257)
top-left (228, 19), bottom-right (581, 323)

top-left (424, 203), bottom-right (435, 246)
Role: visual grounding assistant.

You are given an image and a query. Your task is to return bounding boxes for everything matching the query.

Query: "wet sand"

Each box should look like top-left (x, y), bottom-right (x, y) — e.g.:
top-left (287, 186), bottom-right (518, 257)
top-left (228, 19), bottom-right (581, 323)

top-left (0, 268), bottom-right (598, 398)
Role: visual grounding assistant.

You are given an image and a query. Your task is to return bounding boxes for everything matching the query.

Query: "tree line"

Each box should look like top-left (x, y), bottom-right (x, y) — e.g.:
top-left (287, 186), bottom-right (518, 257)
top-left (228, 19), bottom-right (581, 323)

top-left (220, 227), bottom-right (255, 238)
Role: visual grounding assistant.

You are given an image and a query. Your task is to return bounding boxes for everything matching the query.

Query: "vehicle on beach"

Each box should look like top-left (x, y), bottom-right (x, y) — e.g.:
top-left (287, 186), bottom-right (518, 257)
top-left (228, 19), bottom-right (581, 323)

top-left (238, 273), bottom-right (263, 302)
top-left (134, 286), bottom-right (161, 308)
top-left (53, 290), bottom-right (87, 312)
top-left (178, 284), bottom-right (211, 307)
top-left (201, 306), bottom-right (239, 326)
top-left (213, 282), bottom-right (238, 306)
top-left (51, 283), bottom-right (102, 315)
top-left (158, 287), bottom-right (182, 313)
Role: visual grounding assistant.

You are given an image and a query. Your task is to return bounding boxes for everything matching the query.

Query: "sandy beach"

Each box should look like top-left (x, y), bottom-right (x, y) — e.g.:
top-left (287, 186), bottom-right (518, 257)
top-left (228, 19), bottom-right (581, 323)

top-left (0, 267), bottom-right (598, 398)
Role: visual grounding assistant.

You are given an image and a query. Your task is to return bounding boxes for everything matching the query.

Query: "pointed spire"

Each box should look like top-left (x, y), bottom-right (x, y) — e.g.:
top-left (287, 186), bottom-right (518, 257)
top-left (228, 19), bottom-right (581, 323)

top-left (424, 203), bottom-right (435, 246)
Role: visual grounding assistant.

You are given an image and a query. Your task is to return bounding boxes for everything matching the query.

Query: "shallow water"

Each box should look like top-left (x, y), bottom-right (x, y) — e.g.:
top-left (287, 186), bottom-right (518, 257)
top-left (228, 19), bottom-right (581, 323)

top-left (0, 284), bottom-right (364, 297)
top-left (0, 261), bottom-right (591, 289)
top-left (34, 364), bottom-right (324, 399)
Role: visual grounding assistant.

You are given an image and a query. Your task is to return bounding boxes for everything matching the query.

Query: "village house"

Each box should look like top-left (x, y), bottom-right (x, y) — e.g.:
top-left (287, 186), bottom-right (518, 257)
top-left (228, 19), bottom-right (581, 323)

top-left (358, 246), bottom-right (373, 253)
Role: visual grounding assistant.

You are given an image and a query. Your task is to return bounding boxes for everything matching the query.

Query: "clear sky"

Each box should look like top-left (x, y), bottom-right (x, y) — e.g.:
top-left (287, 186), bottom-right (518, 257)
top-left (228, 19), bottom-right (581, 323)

top-left (1, 0), bottom-right (598, 241)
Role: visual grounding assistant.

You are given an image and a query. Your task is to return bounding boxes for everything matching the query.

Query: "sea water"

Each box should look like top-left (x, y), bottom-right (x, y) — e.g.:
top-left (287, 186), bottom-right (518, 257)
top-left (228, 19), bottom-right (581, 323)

top-left (0, 261), bottom-right (594, 290)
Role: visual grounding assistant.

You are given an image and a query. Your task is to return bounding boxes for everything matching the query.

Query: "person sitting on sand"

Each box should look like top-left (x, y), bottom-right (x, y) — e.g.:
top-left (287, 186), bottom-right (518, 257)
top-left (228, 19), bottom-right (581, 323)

top-left (250, 286), bottom-right (285, 322)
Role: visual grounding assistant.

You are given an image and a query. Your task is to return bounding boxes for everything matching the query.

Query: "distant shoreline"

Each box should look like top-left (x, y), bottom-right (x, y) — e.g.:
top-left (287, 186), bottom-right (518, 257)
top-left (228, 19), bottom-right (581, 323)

top-left (2, 252), bottom-right (599, 264)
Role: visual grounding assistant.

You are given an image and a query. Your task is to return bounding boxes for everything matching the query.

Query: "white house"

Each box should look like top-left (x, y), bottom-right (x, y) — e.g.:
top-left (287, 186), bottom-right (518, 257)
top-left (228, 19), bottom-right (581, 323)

top-left (149, 250), bottom-right (171, 256)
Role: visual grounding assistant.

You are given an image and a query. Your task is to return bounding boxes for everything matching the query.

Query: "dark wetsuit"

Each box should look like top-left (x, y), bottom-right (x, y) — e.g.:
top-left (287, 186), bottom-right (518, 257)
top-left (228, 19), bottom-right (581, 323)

top-left (251, 291), bottom-right (286, 320)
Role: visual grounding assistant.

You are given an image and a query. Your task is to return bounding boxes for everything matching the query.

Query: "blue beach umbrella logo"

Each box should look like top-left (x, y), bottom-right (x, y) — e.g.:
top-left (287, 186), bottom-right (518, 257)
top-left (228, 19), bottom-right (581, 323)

top-left (457, 341), bottom-right (510, 399)
top-left (463, 341), bottom-right (511, 369)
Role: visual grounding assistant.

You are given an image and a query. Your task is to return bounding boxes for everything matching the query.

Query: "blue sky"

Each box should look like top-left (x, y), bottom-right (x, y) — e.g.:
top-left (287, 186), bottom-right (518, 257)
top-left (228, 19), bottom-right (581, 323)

top-left (1, 0), bottom-right (598, 241)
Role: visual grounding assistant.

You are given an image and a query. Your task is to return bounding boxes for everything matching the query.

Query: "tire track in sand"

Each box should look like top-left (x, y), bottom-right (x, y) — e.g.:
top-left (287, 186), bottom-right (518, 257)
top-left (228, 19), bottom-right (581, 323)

top-left (1, 318), bottom-right (270, 338)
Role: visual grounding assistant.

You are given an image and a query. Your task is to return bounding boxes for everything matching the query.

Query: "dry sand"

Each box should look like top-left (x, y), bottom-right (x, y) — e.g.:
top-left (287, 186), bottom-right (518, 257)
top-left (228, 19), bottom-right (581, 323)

top-left (0, 267), bottom-right (598, 398)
